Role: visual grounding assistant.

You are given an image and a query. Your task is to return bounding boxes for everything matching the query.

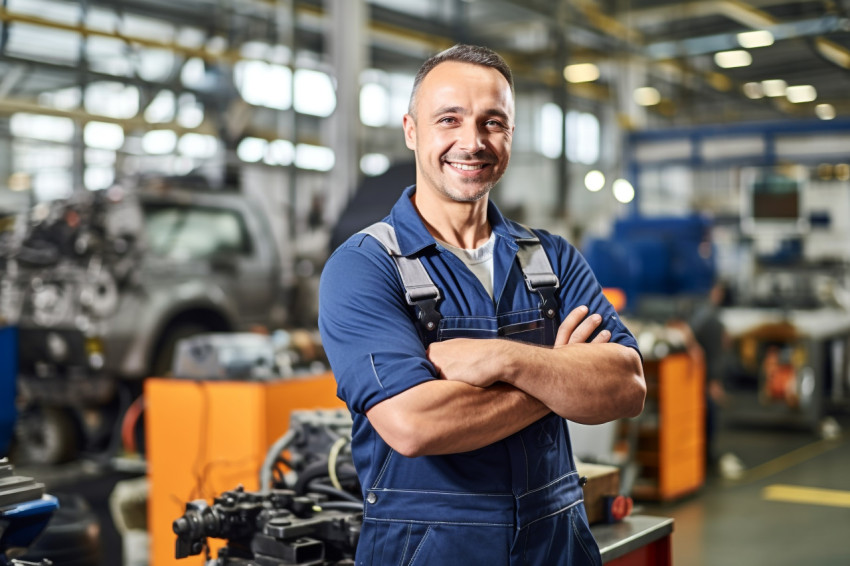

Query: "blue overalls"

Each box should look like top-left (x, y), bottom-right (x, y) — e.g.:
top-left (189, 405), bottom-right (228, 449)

top-left (318, 186), bottom-right (639, 566)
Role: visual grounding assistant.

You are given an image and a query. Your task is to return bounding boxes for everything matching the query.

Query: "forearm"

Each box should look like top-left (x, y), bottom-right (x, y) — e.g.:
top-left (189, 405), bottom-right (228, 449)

top-left (499, 341), bottom-right (645, 424)
top-left (366, 379), bottom-right (550, 457)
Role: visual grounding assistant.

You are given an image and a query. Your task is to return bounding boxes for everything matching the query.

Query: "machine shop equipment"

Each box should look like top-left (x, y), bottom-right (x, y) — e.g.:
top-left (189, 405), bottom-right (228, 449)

top-left (173, 410), bottom-right (361, 565)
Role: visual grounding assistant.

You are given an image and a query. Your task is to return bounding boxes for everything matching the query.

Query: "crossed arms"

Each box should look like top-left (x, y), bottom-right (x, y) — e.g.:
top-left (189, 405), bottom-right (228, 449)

top-left (367, 305), bottom-right (646, 457)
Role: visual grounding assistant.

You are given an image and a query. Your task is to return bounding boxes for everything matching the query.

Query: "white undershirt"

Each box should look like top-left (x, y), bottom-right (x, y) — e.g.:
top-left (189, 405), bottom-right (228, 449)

top-left (438, 232), bottom-right (496, 300)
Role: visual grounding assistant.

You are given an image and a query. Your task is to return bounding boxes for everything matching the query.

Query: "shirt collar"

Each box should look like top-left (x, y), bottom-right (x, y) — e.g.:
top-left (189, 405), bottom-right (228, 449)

top-left (388, 185), bottom-right (525, 256)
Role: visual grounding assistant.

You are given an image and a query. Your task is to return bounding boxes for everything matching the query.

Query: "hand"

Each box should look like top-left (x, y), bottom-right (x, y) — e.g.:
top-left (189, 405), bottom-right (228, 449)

top-left (554, 305), bottom-right (611, 347)
top-left (427, 338), bottom-right (504, 388)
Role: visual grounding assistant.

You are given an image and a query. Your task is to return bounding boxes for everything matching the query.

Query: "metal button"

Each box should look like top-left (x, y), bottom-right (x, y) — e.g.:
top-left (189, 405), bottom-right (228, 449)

top-left (546, 308), bottom-right (556, 318)
top-left (426, 321), bottom-right (435, 331)
top-left (366, 492), bottom-right (378, 504)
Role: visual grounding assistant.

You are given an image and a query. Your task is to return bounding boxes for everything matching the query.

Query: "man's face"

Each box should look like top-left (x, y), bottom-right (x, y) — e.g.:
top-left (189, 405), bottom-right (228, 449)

top-left (403, 61), bottom-right (514, 204)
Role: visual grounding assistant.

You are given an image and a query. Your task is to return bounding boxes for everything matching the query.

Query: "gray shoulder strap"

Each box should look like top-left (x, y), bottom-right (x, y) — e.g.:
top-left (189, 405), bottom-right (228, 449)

top-left (513, 226), bottom-right (560, 292)
top-left (359, 222), bottom-right (440, 304)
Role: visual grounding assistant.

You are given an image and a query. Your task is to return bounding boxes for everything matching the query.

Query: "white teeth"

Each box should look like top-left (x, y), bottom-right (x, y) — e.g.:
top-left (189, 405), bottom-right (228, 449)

top-left (449, 163), bottom-right (485, 171)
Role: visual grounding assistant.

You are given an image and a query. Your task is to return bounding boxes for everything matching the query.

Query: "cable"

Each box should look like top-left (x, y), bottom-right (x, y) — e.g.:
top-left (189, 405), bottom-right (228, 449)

top-left (306, 481), bottom-right (361, 504)
top-left (260, 429), bottom-right (296, 494)
top-left (327, 436), bottom-right (349, 491)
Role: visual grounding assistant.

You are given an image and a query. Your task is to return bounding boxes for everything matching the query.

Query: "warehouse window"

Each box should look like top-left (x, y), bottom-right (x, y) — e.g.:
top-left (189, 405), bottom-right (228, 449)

top-left (566, 111), bottom-right (600, 165)
top-left (234, 60), bottom-right (293, 111)
top-left (145, 91), bottom-right (176, 123)
top-left (294, 69), bottom-right (336, 117)
top-left (360, 83), bottom-right (391, 127)
top-left (537, 104), bottom-right (600, 165)
top-left (84, 82), bottom-right (139, 120)
top-left (10, 114), bottom-right (74, 143)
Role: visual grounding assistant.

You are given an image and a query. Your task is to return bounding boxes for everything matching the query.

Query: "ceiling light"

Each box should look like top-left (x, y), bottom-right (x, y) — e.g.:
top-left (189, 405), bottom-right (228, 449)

top-left (743, 82), bottom-right (764, 99)
top-left (816, 103), bottom-right (836, 120)
top-left (612, 179), bottom-right (635, 204)
top-left (564, 63), bottom-right (600, 84)
top-left (786, 85), bottom-right (817, 104)
top-left (714, 50), bottom-right (752, 69)
top-left (737, 30), bottom-right (774, 49)
top-left (836, 163), bottom-right (850, 182)
top-left (633, 87), bottom-right (661, 106)
top-left (761, 79), bottom-right (787, 97)
top-left (584, 170), bottom-right (605, 192)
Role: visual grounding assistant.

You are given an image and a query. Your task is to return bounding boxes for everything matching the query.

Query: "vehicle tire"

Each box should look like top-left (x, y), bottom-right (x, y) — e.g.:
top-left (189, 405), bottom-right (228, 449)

top-left (150, 322), bottom-right (209, 378)
top-left (12, 405), bottom-right (79, 466)
top-left (18, 493), bottom-right (102, 566)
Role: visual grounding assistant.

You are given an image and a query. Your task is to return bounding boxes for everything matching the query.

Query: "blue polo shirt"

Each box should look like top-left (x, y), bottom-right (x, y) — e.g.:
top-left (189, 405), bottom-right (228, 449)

top-left (319, 186), bottom-right (638, 495)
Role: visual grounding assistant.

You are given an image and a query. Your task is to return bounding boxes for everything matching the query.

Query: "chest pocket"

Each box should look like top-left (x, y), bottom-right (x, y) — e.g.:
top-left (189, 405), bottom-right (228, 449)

top-left (360, 221), bottom-right (561, 345)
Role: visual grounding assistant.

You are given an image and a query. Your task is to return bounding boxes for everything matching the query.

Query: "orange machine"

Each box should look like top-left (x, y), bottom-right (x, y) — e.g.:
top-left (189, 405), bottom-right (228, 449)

top-left (146, 373), bottom-right (345, 566)
top-left (634, 351), bottom-right (706, 501)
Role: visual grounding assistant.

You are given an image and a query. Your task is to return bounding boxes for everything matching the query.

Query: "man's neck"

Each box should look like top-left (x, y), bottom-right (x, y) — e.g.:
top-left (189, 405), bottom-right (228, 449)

top-left (411, 188), bottom-right (491, 249)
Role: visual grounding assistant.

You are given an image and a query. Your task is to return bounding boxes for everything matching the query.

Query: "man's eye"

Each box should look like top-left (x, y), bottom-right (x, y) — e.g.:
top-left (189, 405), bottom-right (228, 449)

top-left (438, 117), bottom-right (458, 124)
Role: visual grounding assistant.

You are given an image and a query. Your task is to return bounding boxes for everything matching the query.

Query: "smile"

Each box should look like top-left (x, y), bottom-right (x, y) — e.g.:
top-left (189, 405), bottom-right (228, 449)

top-left (447, 162), bottom-right (487, 171)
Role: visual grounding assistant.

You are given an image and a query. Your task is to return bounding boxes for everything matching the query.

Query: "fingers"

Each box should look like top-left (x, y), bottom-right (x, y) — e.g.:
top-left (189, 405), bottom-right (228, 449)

top-left (570, 312), bottom-right (603, 344)
top-left (554, 305), bottom-right (588, 346)
top-left (554, 306), bottom-right (613, 346)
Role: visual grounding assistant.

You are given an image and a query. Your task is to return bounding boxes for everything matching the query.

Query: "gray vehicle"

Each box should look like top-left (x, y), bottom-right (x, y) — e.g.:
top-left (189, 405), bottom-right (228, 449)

top-left (5, 176), bottom-right (290, 464)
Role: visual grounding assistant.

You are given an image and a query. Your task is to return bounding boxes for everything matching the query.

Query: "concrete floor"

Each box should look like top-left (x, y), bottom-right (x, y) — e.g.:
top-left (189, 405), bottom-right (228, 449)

top-left (641, 411), bottom-right (850, 566)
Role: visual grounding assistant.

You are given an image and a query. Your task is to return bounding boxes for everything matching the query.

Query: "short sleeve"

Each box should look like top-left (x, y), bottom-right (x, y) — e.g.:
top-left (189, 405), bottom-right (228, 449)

top-left (318, 236), bottom-right (437, 415)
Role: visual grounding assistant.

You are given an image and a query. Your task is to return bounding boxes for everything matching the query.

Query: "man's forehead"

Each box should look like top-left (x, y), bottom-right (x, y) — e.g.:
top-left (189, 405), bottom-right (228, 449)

top-left (418, 61), bottom-right (514, 110)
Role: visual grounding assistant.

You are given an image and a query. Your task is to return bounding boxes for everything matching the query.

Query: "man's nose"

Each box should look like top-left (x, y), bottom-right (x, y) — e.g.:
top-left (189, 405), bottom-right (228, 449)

top-left (457, 123), bottom-right (485, 153)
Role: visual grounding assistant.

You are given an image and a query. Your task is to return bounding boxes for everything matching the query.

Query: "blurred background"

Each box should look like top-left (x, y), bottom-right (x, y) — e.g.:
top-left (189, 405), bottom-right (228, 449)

top-left (1, 1), bottom-right (849, 565)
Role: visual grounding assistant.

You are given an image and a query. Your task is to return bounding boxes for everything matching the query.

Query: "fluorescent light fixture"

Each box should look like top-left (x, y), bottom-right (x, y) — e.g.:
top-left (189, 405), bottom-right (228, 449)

top-left (361, 153), bottom-right (391, 177)
top-left (714, 50), bottom-right (752, 69)
top-left (584, 170), bottom-right (605, 192)
top-left (633, 87), bottom-right (661, 106)
top-left (612, 179), bottom-right (635, 204)
top-left (743, 82), bottom-right (764, 99)
top-left (761, 79), bottom-right (787, 97)
top-left (563, 63), bottom-right (600, 84)
top-left (816, 103), bottom-right (836, 120)
top-left (786, 85), bottom-right (817, 104)
top-left (737, 30), bottom-right (774, 49)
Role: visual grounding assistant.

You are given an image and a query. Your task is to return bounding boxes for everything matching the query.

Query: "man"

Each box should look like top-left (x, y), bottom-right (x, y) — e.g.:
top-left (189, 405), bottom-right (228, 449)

top-left (319, 44), bottom-right (645, 566)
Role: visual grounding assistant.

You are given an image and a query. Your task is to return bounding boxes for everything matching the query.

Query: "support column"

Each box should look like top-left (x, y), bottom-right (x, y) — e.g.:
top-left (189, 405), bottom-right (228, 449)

top-left (324, 0), bottom-right (367, 225)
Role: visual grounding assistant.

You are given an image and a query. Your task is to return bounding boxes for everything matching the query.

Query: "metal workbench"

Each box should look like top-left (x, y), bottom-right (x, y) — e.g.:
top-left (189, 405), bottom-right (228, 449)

top-left (594, 515), bottom-right (674, 565)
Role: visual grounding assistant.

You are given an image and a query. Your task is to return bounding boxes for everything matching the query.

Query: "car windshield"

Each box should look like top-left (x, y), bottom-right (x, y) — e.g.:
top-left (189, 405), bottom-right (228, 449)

top-left (142, 203), bottom-right (251, 260)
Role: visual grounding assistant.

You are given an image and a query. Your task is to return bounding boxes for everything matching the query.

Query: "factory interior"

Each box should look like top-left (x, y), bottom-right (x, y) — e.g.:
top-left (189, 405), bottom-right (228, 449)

top-left (1, 0), bottom-right (850, 565)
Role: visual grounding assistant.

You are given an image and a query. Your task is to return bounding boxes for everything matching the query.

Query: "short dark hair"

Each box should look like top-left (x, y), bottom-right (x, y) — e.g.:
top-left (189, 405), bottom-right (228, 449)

top-left (408, 44), bottom-right (514, 116)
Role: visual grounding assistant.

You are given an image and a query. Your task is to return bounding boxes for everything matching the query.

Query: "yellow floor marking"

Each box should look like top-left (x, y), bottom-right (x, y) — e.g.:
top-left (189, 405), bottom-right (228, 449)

top-left (732, 438), bottom-right (843, 484)
top-left (763, 484), bottom-right (850, 508)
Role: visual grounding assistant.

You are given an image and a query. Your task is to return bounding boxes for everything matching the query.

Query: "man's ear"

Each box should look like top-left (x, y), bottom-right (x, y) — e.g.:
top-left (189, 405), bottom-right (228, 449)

top-left (402, 113), bottom-right (416, 151)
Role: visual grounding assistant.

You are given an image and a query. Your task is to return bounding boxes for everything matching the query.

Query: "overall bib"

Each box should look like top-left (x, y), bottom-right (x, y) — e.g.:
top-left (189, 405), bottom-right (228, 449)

top-left (356, 222), bottom-right (603, 566)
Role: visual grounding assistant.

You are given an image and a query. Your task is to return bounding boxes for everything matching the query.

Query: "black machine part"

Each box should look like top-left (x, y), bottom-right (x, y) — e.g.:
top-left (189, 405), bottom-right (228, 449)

top-left (0, 459), bottom-right (45, 508)
top-left (173, 486), bottom-right (361, 565)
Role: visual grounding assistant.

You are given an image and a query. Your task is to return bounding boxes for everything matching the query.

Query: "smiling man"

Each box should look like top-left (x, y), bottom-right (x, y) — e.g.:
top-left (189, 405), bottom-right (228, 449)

top-left (319, 44), bottom-right (645, 566)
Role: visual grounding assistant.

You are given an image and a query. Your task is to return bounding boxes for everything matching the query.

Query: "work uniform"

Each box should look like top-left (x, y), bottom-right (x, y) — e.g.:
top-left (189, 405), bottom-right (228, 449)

top-left (319, 186), bottom-right (639, 566)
